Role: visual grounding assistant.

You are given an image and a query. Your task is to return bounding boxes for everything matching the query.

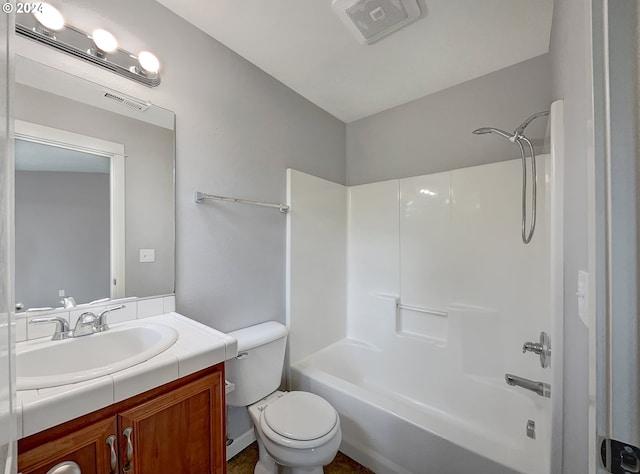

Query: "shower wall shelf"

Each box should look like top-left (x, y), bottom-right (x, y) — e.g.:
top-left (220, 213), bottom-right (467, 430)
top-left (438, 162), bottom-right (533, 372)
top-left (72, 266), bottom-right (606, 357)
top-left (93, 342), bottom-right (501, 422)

top-left (194, 191), bottom-right (289, 213)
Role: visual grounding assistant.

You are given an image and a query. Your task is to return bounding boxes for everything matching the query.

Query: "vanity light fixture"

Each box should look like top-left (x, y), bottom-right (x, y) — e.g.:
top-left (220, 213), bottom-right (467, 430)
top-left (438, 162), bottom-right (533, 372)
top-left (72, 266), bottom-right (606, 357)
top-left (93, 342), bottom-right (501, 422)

top-left (135, 51), bottom-right (160, 78)
top-left (32, 2), bottom-right (65, 34)
top-left (15, 3), bottom-right (161, 87)
top-left (90, 28), bottom-right (118, 57)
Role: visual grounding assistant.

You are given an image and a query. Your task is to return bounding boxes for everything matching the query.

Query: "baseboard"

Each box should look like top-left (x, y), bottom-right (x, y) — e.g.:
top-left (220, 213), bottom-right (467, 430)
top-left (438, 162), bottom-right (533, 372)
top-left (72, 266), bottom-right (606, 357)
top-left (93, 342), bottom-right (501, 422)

top-left (226, 428), bottom-right (256, 461)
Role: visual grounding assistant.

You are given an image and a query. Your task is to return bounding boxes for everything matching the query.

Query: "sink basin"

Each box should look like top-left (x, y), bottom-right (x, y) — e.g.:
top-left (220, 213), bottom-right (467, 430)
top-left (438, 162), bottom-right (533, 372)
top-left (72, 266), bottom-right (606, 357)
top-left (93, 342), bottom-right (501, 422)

top-left (17, 322), bottom-right (179, 390)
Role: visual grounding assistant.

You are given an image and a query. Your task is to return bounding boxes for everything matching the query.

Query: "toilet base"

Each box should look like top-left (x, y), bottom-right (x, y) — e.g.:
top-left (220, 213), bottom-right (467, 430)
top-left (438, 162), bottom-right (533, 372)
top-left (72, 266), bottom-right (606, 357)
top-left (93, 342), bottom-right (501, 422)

top-left (253, 434), bottom-right (326, 474)
top-left (254, 437), bottom-right (278, 474)
top-left (279, 468), bottom-right (324, 474)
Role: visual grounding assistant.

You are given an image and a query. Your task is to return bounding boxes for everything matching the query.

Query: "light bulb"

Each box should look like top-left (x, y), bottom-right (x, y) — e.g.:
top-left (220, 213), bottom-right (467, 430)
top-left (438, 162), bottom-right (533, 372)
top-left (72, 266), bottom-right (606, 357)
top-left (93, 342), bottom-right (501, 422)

top-left (92, 29), bottom-right (118, 54)
top-left (137, 51), bottom-right (160, 74)
top-left (33, 3), bottom-right (65, 31)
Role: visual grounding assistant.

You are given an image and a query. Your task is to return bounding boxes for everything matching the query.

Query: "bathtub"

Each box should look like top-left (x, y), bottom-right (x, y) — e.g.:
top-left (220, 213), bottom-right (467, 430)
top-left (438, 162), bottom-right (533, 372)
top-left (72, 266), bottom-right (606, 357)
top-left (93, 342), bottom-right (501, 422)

top-left (290, 338), bottom-right (550, 474)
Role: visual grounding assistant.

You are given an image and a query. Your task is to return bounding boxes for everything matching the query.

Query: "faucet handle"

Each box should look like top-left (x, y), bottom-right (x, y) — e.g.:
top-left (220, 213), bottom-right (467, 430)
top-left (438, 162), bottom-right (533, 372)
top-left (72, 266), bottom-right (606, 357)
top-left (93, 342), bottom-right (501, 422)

top-left (30, 316), bottom-right (71, 341)
top-left (96, 305), bottom-right (125, 332)
top-left (60, 296), bottom-right (77, 309)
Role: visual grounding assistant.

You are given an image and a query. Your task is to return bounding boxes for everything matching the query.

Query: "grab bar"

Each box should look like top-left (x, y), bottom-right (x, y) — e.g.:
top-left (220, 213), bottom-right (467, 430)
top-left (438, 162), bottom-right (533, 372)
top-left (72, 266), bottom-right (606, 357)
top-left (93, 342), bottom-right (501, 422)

top-left (505, 374), bottom-right (551, 398)
top-left (396, 302), bottom-right (447, 317)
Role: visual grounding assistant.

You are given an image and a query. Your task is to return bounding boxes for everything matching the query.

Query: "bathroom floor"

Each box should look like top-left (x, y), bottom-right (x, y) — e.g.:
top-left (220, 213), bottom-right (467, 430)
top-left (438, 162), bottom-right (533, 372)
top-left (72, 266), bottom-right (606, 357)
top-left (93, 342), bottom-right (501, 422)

top-left (227, 442), bottom-right (374, 473)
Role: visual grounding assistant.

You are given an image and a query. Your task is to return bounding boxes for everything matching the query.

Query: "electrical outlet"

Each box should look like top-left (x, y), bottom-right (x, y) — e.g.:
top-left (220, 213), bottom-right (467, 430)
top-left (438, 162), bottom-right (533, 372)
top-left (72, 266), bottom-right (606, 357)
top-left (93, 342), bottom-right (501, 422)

top-left (139, 249), bottom-right (155, 263)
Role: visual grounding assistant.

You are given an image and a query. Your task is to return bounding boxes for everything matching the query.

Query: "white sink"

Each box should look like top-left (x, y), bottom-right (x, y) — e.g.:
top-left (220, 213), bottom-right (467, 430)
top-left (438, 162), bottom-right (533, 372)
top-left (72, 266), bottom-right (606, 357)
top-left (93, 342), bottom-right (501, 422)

top-left (17, 322), bottom-right (179, 390)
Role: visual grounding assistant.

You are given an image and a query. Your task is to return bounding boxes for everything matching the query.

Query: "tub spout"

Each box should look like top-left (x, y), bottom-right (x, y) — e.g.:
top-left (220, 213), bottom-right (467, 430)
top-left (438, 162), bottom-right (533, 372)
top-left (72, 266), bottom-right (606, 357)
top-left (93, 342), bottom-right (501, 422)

top-left (505, 374), bottom-right (551, 398)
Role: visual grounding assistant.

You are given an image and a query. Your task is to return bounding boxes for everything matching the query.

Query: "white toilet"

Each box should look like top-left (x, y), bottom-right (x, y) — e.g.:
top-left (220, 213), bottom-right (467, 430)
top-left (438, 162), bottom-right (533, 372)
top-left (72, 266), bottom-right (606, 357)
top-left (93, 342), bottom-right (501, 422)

top-left (226, 321), bottom-right (342, 474)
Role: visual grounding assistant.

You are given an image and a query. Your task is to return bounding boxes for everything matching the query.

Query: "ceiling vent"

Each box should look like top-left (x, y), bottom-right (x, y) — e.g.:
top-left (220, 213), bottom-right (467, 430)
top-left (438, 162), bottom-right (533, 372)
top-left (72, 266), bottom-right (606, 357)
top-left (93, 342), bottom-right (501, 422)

top-left (332, 0), bottom-right (421, 44)
top-left (102, 90), bottom-right (151, 112)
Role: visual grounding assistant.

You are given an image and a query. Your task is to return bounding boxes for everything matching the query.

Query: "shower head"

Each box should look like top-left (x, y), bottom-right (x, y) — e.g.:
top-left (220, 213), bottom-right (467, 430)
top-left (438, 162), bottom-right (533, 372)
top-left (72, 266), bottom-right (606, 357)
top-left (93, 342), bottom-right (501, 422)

top-left (472, 127), bottom-right (514, 140)
top-left (472, 111), bottom-right (548, 245)
top-left (473, 111), bottom-right (550, 142)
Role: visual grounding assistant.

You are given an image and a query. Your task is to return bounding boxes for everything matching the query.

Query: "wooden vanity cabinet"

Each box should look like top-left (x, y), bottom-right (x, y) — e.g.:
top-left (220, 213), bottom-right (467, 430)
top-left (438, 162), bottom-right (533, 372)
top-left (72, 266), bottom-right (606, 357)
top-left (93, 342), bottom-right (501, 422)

top-left (18, 364), bottom-right (226, 474)
top-left (18, 417), bottom-right (117, 474)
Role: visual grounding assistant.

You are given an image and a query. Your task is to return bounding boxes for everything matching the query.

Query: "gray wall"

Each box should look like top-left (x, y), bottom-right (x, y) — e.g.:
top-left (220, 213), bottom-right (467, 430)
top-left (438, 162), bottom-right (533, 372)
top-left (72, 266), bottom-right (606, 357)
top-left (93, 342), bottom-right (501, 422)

top-left (15, 170), bottom-right (110, 308)
top-left (549, 0), bottom-right (592, 472)
top-left (163, 19), bottom-right (346, 333)
top-left (346, 54), bottom-right (552, 185)
top-left (15, 0), bottom-right (347, 332)
top-left (14, 83), bottom-right (175, 300)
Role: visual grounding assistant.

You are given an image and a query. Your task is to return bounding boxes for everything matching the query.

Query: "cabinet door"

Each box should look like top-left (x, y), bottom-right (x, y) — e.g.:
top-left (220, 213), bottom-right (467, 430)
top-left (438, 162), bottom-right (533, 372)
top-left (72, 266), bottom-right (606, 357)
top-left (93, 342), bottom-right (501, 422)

top-left (117, 371), bottom-right (225, 474)
top-left (18, 417), bottom-right (118, 474)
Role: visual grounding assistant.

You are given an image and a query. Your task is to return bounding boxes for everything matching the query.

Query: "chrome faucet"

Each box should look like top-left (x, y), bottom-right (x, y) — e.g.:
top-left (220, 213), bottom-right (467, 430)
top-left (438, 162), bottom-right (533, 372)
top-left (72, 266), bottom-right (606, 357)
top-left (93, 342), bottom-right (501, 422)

top-left (73, 305), bottom-right (125, 337)
top-left (29, 305), bottom-right (126, 340)
top-left (73, 312), bottom-right (99, 337)
top-left (96, 305), bottom-right (125, 332)
top-left (30, 316), bottom-right (72, 341)
top-left (505, 374), bottom-right (551, 398)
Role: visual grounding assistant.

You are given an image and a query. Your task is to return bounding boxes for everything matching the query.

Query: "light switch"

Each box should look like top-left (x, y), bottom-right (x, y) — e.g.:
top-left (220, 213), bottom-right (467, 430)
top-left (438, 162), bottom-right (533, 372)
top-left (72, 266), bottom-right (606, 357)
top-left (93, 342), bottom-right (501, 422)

top-left (139, 248), bottom-right (155, 263)
top-left (577, 270), bottom-right (589, 327)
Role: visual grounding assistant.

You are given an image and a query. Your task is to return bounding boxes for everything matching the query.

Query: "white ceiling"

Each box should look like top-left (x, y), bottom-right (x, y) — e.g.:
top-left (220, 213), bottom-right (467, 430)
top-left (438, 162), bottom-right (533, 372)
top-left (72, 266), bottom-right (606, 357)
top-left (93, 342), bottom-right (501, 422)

top-left (158, 0), bottom-right (553, 123)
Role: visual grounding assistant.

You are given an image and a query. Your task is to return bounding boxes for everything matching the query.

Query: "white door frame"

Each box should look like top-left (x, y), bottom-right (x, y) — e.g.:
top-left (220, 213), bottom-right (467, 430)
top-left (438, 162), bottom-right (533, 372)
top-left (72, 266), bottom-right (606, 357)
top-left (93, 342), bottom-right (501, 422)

top-left (0, 3), bottom-right (15, 473)
top-left (590, 0), bottom-right (639, 472)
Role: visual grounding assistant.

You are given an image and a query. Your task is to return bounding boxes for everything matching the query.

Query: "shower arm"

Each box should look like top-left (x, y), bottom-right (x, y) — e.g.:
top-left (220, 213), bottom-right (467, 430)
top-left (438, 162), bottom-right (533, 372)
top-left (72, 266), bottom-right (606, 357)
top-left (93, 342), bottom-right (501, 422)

top-left (513, 111), bottom-right (550, 138)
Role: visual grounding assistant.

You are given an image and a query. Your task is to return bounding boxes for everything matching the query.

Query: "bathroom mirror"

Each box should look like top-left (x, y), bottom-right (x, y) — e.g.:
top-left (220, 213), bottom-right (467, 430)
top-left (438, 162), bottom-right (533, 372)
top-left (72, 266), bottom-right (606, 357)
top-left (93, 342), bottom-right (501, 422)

top-left (14, 55), bottom-right (175, 311)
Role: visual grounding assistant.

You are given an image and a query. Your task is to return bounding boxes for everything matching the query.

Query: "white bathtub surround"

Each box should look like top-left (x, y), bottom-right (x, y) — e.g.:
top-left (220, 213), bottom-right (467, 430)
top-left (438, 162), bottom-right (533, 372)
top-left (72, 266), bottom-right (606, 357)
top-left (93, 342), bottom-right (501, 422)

top-left (287, 101), bottom-right (564, 474)
top-left (400, 171), bottom-right (452, 316)
top-left (346, 180), bottom-right (399, 347)
top-left (547, 100), bottom-right (564, 474)
top-left (16, 311), bottom-right (237, 439)
top-left (286, 170), bottom-right (347, 365)
top-left (291, 158), bottom-right (553, 473)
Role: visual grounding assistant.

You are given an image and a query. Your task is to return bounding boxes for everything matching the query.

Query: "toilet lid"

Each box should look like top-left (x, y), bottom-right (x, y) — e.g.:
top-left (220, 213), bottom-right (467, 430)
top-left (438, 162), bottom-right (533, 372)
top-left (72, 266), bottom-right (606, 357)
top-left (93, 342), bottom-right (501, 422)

top-left (262, 391), bottom-right (337, 441)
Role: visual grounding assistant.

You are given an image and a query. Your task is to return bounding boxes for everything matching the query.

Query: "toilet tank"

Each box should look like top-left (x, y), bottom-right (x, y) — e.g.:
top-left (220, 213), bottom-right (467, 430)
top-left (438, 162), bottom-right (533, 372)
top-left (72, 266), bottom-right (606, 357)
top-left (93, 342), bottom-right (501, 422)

top-left (225, 321), bottom-right (288, 407)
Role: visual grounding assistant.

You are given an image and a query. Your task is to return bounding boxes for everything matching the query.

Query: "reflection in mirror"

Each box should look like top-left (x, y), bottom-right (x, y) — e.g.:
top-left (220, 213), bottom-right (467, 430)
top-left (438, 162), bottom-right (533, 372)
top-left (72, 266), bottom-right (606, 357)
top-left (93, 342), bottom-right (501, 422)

top-left (14, 55), bottom-right (176, 312)
top-left (15, 122), bottom-right (125, 309)
top-left (16, 141), bottom-right (110, 308)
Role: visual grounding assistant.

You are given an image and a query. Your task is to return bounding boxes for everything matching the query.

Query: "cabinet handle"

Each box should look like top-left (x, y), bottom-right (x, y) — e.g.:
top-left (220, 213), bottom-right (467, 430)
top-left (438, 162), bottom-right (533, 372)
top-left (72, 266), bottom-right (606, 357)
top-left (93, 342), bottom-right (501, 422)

top-left (123, 427), bottom-right (134, 472)
top-left (106, 434), bottom-right (117, 474)
top-left (45, 461), bottom-right (81, 474)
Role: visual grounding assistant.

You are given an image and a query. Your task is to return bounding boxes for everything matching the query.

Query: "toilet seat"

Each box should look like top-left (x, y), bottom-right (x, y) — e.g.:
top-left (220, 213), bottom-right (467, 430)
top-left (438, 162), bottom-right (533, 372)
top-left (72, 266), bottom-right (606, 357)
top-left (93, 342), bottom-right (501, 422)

top-left (259, 391), bottom-right (339, 449)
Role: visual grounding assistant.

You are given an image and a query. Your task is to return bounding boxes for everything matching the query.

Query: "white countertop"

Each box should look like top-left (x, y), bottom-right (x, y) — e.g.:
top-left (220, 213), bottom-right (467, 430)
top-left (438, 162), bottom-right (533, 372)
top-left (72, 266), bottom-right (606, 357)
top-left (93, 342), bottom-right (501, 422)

top-left (16, 312), bottom-right (238, 439)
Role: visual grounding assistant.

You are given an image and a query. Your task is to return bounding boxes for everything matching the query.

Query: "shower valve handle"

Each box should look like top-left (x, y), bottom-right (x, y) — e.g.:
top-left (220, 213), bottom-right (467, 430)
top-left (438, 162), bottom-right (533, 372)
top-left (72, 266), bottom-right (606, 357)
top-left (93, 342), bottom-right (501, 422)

top-left (522, 342), bottom-right (544, 354)
top-left (522, 331), bottom-right (551, 368)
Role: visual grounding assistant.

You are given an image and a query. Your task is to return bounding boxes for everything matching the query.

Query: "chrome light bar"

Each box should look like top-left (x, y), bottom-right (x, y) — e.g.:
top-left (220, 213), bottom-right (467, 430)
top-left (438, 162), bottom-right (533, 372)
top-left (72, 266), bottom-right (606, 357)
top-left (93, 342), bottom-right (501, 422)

top-left (16, 14), bottom-right (161, 87)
